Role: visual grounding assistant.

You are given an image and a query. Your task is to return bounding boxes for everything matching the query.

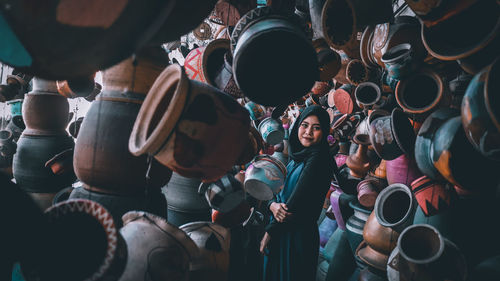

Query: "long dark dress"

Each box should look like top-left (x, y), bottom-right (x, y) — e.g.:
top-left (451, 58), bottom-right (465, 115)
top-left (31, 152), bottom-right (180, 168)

top-left (263, 105), bottom-right (333, 281)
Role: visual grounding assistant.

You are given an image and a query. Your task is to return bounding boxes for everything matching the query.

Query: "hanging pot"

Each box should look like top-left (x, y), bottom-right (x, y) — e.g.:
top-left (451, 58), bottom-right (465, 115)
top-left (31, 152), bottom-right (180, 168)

top-left (312, 38), bottom-right (342, 81)
top-left (374, 183), bottom-right (416, 234)
top-left (118, 211), bottom-right (199, 281)
top-left (410, 176), bottom-right (453, 217)
top-left (346, 134), bottom-right (371, 178)
top-left (199, 173), bottom-right (245, 212)
top-left (180, 222), bottom-right (231, 281)
top-left (231, 6), bottom-right (318, 106)
top-left (421, 0), bottom-right (500, 74)
top-left (21, 199), bottom-right (127, 281)
top-left (321, 0), bottom-right (393, 58)
top-left (385, 153), bottom-right (422, 186)
top-left (332, 84), bottom-right (357, 114)
top-left (355, 82), bottom-right (381, 110)
top-left (184, 39), bottom-right (231, 85)
top-left (56, 76), bottom-right (101, 102)
top-left (258, 117), bottom-right (284, 146)
top-left (461, 57), bottom-right (500, 161)
top-left (244, 101), bottom-right (266, 122)
top-left (244, 154), bottom-right (287, 201)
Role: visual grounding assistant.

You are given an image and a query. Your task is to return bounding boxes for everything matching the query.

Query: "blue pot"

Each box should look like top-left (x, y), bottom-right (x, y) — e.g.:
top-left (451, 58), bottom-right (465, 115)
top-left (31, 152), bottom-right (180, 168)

top-left (381, 43), bottom-right (414, 80)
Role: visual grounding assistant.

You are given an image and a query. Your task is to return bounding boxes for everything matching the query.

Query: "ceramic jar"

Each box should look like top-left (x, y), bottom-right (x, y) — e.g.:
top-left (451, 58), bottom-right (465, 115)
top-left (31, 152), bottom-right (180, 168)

top-left (129, 63), bottom-right (250, 182)
top-left (410, 176), bottom-right (453, 217)
top-left (374, 183), bottom-right (416, 234)
top-left (184, 39), bottom-right (231, 85)
top-left (356, 180), bottom-right (379, 208)
top-left (244, 154), bottom-right (287, 201)
top-left (385, 154), bottom-right (422, 186)
top-left (244, 101), bottom-right (266, 121)
top-left (180, 222), bottom-right (231, 281)
top-left (7, 99), bottom-right (23, 117)
top-left (333, 84), bottom-right (357, 114)
top-left (118, 211), bottom-right (199, 281)
top-left (199, 174), bottom-right (246, 213)
top-left (355, 82), bottom-right (382, 110)
top-left (461, 57), bottom-right (500, 161)
top-left (346, 134), bottom-right (371, 178)
top-left (381, 43), bottom-right (414, 80)
top-left (312, 38), bottom-right (342, 82)
top-left (345, 201), bottom-right (372, 255)
top-left (258, 117), bottom-right (285, 146)
top-left (231, 6), bottom-right (318, 106)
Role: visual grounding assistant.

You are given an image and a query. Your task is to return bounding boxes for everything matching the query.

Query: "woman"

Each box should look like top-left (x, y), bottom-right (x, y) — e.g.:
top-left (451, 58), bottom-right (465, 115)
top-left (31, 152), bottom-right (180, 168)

top-left (260, 105), bottom-right (334, 281)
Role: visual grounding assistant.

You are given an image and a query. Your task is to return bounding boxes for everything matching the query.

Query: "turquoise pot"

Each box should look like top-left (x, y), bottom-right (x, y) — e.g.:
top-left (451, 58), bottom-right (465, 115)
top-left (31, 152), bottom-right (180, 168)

top-left (345, 201), bottom-right (372, 255)
top-left (7, 99), bottom-right (23, 117)
top-left (324, 228), bottom-right (357, 281)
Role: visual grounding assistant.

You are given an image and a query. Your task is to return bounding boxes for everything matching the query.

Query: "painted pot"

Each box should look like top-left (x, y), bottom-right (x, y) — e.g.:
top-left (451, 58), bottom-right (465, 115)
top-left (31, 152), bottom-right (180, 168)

top-left (374, 183), bottom-right (416, 234)
top-left (312, 38), bottom-right (342, 82)
top-left (213, 51), bottom-right (245, 99)
top-left (244, 154), bottom-right (287, 201)
top-left (345, 200), bottom-right (372, 255)
top-left (180, 222), bottom-right (231, 281)
top-left (333, 84), bottom-right (357, 114)
top-left (258, 117), bottom-right (285, 146)
top-left (414, 108), bottom-right (459, 180)
top-left (7, 99), bottom-right (23, 117)
top-left (346, 134), bottom-right (371, 178)
top-left (199, 174), bottom-right (246, 213)
top-left (385, 154), bottom-right (422, 186)
top-left (421, 0), bottom-right (499, 74)
top-left (184, 39), bottom-right (231, 85)
top-left (461, 57), bottom-right (500, 161)
top-left (381, 43), bottom-right (414, 80)
top-left (369, 108), bottom-right (416, 160)
top-left (118, 211), bottom-right (199, 281)
top-left (410, 176), bottom-right (453, 217)
top-left (386, 224), bottom-right (467, 281)
top-left (231, 6), bottom-right (318, 106)
top-left (129, 63), bottom-right (250, 182)
top-left (21, 199), bottom-right (127, 281)
top-left (355, 82), bottom-right (382, 110)
top-left (332, 112), bottom-right (361, 140)
top-left (244, 101), bottom-right (266, 121)
top-left (356, 180), bottom-right (379, 208)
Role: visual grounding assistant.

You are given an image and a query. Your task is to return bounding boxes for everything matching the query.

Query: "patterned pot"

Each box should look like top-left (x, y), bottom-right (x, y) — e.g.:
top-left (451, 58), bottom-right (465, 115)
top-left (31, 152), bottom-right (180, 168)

top-left (129, 64), bottom-right (250, 181)
top-left (180, 222), bottom-right (231, 281)
top-left (118, 211), bottom-right (199, 281)
top-left (184, 39), bottom-right (231, 85)
top-left (198, 173), bottom-right (246, 213)
top-left (385, 154), bottom-right (422, 186)
top-left (374, 183), bottom-right (416, 234)
top-left (231, 6), bottom-right (318, 106)
top-left (355, 82), bottom-right (382, 110)
top-left (410, 176), bottom-right (453, 217)
top-left (258, 117), bottom-right (285, 146)
top-left (345, 201), bottom-right (372, 255)
top-left (244, 155), bottom-right (287, 201)
top-left (381, 43), bottom-right (414, 80)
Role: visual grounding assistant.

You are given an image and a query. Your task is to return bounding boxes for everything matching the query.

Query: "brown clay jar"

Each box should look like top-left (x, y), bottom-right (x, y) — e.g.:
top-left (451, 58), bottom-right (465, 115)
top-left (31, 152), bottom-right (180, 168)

top-left (346, 134), bottom-right (371, 178)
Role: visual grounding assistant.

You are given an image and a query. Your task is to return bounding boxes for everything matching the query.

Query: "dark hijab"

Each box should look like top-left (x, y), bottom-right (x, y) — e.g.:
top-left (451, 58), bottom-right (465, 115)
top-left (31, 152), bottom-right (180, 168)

top-left (289, 105), bottom-right (330, 162)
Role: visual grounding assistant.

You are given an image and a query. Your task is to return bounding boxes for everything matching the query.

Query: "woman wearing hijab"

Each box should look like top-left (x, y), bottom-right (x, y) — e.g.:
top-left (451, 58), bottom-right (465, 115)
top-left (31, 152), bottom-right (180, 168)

top-left (260, 105), bottom-right (334, 281)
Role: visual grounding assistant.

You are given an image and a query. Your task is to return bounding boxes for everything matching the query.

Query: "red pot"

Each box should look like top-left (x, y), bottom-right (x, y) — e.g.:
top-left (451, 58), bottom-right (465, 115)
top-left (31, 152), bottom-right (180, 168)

top-left (410, 176), bottom-right (453, 217)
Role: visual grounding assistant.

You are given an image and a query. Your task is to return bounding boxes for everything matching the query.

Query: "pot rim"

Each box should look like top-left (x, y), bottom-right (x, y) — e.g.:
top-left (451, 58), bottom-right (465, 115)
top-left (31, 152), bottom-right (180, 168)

top-left (395, 68), bottom-right (444, 114)
top-left (128, 64), bottom-right (188, 157)
top-left (360, 25), bottom-right (376, 67)
top-left (321, 0), bottom-right (357, 50)
top-left (397, 223), bottom-right (445, 264)
top-left (356, 240), bottom-right (389, 271)
top-left (374, 183), bottom-right (414, 230)
top-left (381, 43), bottom-right (412, 64)
top-left (355, 81), bottom-right (382, 107)
top-left (202, 38), bottom-right (230, 86)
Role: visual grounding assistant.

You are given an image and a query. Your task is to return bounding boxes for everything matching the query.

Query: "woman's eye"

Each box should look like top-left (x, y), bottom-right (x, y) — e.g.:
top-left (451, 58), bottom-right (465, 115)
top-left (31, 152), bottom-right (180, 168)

top-left (313, 126), bottom-right (321, 131)
top-left (301, 123), bottom-right (308, 128)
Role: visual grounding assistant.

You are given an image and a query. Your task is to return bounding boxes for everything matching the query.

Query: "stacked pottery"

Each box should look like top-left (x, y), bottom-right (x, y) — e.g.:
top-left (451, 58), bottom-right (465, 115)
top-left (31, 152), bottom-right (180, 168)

top-left (198, 173), bottom-right (246, 212)
top-left (244, 155), bottom-right (287, 201)
top-left (180, 222), bottom-right (231, 281)
top-left (129, 63), bottom-right (250, 182)
top-left (13, 78), bottom-right (75, 211)
top-left (118, 211), bottom-right (199, 281)
top-left (345, 200), bottom-right (372, 255)
top-left (346, 134), bottom-right (371, 178)
top-left (230, 6), bottom-right (318, 106)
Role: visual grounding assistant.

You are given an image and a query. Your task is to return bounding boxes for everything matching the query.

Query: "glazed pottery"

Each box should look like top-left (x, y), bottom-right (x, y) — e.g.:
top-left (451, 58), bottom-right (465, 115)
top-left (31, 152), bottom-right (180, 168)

top-left (0, 1), bottom-right (176, 79)
top-left (21, 199), bottom-right (127, 281)
top-left (374, 183), bottom-right (416, 234)
top-left (244, 101), bottom-right (266, 121)
top-left (118, 211), bottom-right (199, 281)
top-left (258, 117), bottom-right (285, 146)
top-left (369, 108), bottom-right (416, 160)
top-left (346, 59), bottom-right (369, 85)
top-left (129, 64), bottom-right (250, 181)
top-left (199, 173), bottom-right (246, 212)
top-left (421, 0), bottom-right (499, 74)
top-left (414, 108), bottom-right (459, 179)
top-left (180, 222), bottom-right (231, 281)
top-left (244, 154), bottom-right (287, 201)
top-left (345, 200), bottom-right (372, 255)
top-left (184, 39), bottom-right (230, 85)
top-left (347, 134), bottom-right (371, 178)
top-left (385, 154), bottom-right (422, 186)
top-left (386, 224), bottom-right (467, 281)
top-left (461, 57), bottom-right (500, 161)
top-left (355, 82), bottom-right (382, 110)
top-left (312, 38), bottom-right (342, 81)
top-left (231, 6), bottom-right (318, 106)
top-left (381, 43), bottom-right (414, 80)
top-left (329, 183), bottom-right (353, 230)
top-left (333, 84), bottom-right (357, 114)
top-left (356, 180), bottom-right (379, 208)
top-left (410, 176), bottom-right (453, 217)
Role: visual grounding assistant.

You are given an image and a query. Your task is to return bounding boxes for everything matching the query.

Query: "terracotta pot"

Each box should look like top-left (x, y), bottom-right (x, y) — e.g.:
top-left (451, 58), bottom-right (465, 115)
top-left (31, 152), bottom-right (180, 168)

top-left (410, 176), bottom-right (453, 217)
top-left (321, 0), bottom-right (393, 58)
top-left (461, 57), bottom-right (500, 161)
top-left (118, 211), bottom-right (199, 281)
top-left (363, 212), bottom-right (399, 256)
top-left (184, 39), bottom-right (231, 85)
top-left (231, 6), bottom-right (318, 106)
top-left (56, 76), bottom-right (101, 102)
top-left (199, 173), bottom-right (245, 212)
top-left (421, 0), bottom-right (499, 74)
top-left (374, 183), bottom-right (416, 234)
top-left (346, 59), bottom-right (369, 85)
top-left (312, 38), bottom-right (342, 81)
top-left (373, 159), bottom-right (387, 180)
top-left (347, 134), bottom-right (371, 178)
top-left (385, 154), bottom-right (422, 186)
top-left (355, 82), bottom-right (381, 110)
top-left (21, 199), bottom-right (127, 281)
top-left (333, 84), bottom-right (357, 114)
top-left (356, 241), bottom-right (389, 272)
top-left (244, 154), bottom-right (287, 201)
top-left (0, 1), bottom-right (175, 80)
top-left (356, 179), bottom-right (379, 208)
top-left (180, 222), bottom-right (231, 281)
top-left (129, 64), bottom-right (250, 181)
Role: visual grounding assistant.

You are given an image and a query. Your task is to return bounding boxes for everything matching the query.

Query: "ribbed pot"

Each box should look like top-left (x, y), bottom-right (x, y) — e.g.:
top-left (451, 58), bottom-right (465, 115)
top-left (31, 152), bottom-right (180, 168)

top-left (21, 199), bottom-right (127, 281)
top-left (381, 43), bottom-right (415, 81)
top-left (374, 183), bottom-right (416, 234)
top-left (129, 64), bottom-right (250, 181)
top-left (385, 154), bottom-right (422, 186)
top-left (355, 82), bottom-right (381, 110)
top-left (345, 201), bottom-right (372, 255)
top-left (199, 174), bottom-right (245, 212)
top-left (180, 222), bottom-right (231, 281)
top-left (244, 155), bottom-right (287, 201)
top-left (184, 39), bottom-right (230, 85)
top-left (461, 57), bottom-right (500, 161)
top-left (231, 6), bottom-right (318, 106)
top-left (118, 211), bottom-right (199, 281)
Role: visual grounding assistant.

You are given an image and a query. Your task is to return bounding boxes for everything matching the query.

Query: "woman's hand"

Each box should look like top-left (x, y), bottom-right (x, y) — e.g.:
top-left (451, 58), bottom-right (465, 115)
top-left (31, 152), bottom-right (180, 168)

top-left (270, 202), bottom-right (292, 222)
top-left (260, 232), bottom-right (271, 255)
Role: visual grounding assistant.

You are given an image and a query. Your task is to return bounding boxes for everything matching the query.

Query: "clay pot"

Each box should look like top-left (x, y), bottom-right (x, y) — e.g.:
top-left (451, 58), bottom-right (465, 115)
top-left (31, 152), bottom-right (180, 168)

top-left (410, 176), bottom-right (453, 217)
top-left (5, 115), bottom-right (25, 141)
top-left (180, 222), bottom-right (231, 281)
top-left (184, 39), bottom-right (230, 85)
top-left (129, 64), bottom-right (249, 181)
top-left (329, 184), bottom-right (351, 230)
top-left (356, 180), bottom-right (379, 208)
top-left (347, 134), bottom-right (371, 178)
top-left (118, 211), bottom-right (199, 281)
top-left (231, 6), bottom-right (318, 106)
top-left (244, 101), bottom-right (266, 121)
top-left (0, 1), bottom-right (175, 80)
top-left (461, 57), bottom-right (500, 161)
top-left (312, 38), bottom-right (342, 81)
top-left (385, 154), bottom-right (422, 186)
top-left (209, 1), bottom-right (242, 26)
top-left (373, 159), bottom-right (387, 180)
top-left (213, 52), bottom-right (245, 98)
top-left (258, 117), bottom-right (284, 146)
top-left (355, 82), bottom-right (381, 110)
top-left (387, 224), bottom-right (467, 281)
top-left (332, 113), bottom-right (361, 140)
top-left (381, 43), bottom-right (415, 80)
top-left (345, 201), bottom-right (372, 255)
top-left (321, 0), bottom-right (393, 58)
top-left (0, 73), bottom-right (32, 102)
top-left (199, 173), bottom-right (245, 212)
top-left (21, 199), bottom-right (127, 281)
top-left (7, 98), bottom-right (23, 117)
top-left (369, 108), bottom-right (416, 161)
top-left (421, 0), bottom-right (499, 74)
top-left (56, 76), bottom-right (102, 102)
top-left (374, 183), bottom-right (416, 234)
top-left (363, 212), bottom-right (399, 257)
top-left (244, 154), bottom-right (287, 201)
top-left (404, 0), bottom-right (480, 27)
top-left (333, 84), bottom-right (357, 114)
top-left (346, 59), bottom-right (369, 85)
top-left (0, 130), bottom-right (16, 167)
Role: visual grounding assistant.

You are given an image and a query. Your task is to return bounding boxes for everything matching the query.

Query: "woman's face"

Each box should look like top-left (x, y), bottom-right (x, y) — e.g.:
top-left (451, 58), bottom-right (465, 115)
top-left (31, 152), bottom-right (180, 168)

top-left (298, 115), bottom-right (323, 147)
